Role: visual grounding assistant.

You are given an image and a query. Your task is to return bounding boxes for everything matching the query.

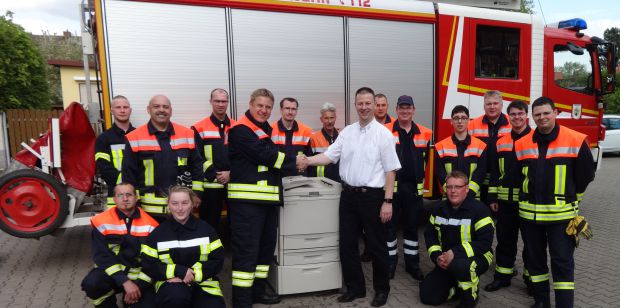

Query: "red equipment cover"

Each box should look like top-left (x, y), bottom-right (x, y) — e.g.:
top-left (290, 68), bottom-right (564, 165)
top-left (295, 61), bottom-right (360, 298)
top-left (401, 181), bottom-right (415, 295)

top-left (14, 102), bottom-right (96, 193)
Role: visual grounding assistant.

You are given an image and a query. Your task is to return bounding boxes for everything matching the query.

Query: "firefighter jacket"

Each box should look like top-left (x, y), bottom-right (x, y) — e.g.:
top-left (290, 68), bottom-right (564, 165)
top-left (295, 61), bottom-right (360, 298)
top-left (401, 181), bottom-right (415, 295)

top-left (192, 114), bottom-right (235, 189)
top-left (122, 121), bottom-right (205, 215)
top-left (425, 197), bottom-right (494, 265)
top-left (227, 111), bottom-right (297, 205)
top-left (385, 121), bottom-right (432, 196)
top-left (488, 126), bottom-right (531, 203)
top-left (270, 119), bottom-right (312, 177)
top-left (469, 114), bottom-right (511, 184)
top-left (515, 125), bottom-right (594, 224)
top-left (90, 207), bottom-right (158, 287)
top-left (95, 123), bottom-right (135, 207)
top-left (141, 216), bottom-right (224, 297)
top-left (308, 128), bottom-right (340, 182)
top-left (435, 134), bottom-right (487, 197)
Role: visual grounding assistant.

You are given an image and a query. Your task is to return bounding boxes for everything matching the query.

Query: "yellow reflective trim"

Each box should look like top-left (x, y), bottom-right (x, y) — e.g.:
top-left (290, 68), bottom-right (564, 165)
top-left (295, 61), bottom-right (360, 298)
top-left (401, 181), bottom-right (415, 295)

top-left (522, 166), bottom-right (529, 193)
top-left (141, 204), bottom-right (169, 214)
top-left (166, 264), bottom-right (176, 279)
top-left (519, 201), bottom-right (577, 213)
top-left (232, 279), bottom-right (253, 287)
top-left (484, 251), bottom-right (493, 265)
top-left (141, 244), bottom-right (158, 258)
top-left (204, 145), bottom-right (213, 161)
top-left (474, 217), bottom-right (494, 231)
top-left (469, 163), bottom-right (477, 179)
top-left (177, 157), bottom-right (188, 166)
top-left (462, 242), bottom-right (474, 258)
top-left (258, 165), bottom-right (268, 172)
top-left (555, 165), bottom-right (566, 195)
top-left (111, 148), bottom-right (123, 171)
top-left (143, 159), bottom-right (154, 186)
top-left (204, 181), bottom-right (224, 189)
top-left (428, 245), bottom-right (442, 255)
top-left (499, 157), bottom-right (505, 179)
top-left (95, 152), bottom-right (111, 162)
top-left (202, 160), bottom-right (213, 173)
top-left (445, 162), bottom-right (452, 174)
top-left (496, 265), bottom-right (513, 275)
top-left (531, 273), bottom-right (550, 283)
top-left (105, 263), bottom-right (125, 276)
top-left (90, 289), bottom-right (115, 306)
top-left (469, 181), bottom-right (480, 194)
top-left (232, 271), bottom-right (255, 280)
top-left (228, 191), bottom-right (280, 201)
top-left (317, 165), bottom-right (325, 177)
top-left (107, 243), bottom-right (120, 255)
top-left (192, 262), bottom-right (203, 282)
top-left (192, 181), bottom-right (204, 191)
top-left (553, 281), bottom-right (574, 290)
top-left (228, 183), bottom-right (279, 193)
top-left (274, 152), bottom-right (285, 169)
top-left (208, 239), bottom-right (223, 252)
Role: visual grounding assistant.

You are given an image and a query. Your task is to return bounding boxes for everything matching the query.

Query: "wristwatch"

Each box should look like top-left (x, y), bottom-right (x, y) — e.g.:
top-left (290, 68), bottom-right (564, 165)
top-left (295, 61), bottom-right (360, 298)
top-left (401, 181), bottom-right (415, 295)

top-left (383, 198), bottom-right (393, 204)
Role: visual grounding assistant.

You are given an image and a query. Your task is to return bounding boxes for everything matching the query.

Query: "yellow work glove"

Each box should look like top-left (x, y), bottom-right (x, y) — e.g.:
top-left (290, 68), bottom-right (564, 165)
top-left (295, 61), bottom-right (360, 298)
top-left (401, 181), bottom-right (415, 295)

top-left (566, 215), bottom-right (593, 247)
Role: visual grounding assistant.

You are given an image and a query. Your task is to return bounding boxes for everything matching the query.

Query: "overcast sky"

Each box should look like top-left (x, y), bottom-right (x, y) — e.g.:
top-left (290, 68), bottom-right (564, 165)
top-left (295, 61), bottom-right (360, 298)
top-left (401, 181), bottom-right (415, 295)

top-left (0, 0), bottom-right (618, 37)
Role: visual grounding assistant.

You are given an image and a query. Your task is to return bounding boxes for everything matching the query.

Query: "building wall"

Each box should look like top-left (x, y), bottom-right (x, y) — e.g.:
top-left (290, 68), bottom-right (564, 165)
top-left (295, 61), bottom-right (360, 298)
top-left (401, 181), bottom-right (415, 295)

top-left (59, 67), bottom-right (98, 109)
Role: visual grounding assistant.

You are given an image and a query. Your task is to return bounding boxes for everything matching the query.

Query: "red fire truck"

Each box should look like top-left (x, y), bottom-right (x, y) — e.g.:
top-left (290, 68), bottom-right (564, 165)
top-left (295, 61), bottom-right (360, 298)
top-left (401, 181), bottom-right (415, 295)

top-left (0, 0), bottom-right (615, 238)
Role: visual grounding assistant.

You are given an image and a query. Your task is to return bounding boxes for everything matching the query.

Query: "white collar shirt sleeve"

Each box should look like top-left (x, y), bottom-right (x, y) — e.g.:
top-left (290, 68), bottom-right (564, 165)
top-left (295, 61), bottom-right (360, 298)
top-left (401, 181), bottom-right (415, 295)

top-left (324, 120), bottom-right (401, 188)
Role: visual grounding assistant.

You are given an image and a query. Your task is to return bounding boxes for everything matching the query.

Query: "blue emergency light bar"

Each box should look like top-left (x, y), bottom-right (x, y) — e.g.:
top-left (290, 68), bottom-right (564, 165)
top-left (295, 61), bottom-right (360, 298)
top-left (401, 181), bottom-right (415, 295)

top-left (557, 18), bottom-right (587, 31)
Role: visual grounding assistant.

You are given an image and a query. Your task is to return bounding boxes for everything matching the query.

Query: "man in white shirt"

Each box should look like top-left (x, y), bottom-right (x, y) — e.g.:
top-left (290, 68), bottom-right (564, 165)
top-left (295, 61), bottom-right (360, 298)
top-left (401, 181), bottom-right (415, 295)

top-left (305, 87), bottom-right (401, 307)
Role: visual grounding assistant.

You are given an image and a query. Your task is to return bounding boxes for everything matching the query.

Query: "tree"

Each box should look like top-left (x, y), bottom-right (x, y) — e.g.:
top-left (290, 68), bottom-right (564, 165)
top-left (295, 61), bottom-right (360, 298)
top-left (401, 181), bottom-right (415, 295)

top-left (603, 28), bottom-right (620, 114)
top-left (0, 12), bottom-right (50, 110)
top-left (519, 0), bottom-right (534, 14)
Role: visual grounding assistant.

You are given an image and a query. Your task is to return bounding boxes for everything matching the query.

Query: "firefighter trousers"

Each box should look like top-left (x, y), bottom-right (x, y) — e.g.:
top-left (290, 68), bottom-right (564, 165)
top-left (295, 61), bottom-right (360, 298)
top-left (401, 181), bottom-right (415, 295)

top-left (155, 282), bottom-right (225, 308)
top-left (521, 220), bottom-right (575, 307)
top-left (419, 255), bottom-right (489, 306)
top-left (200, 188), bottom-right (227, 234)
top-left (340, 188), bottom-right (390, 295)
top-left (386, 181), bottom-right (422, 271)
top-left (81, 268), bottom-right (154, 308)
top-left (493, 200), bottom-right (528, 282)
top-left (229, 201), bottom-right (278, 308)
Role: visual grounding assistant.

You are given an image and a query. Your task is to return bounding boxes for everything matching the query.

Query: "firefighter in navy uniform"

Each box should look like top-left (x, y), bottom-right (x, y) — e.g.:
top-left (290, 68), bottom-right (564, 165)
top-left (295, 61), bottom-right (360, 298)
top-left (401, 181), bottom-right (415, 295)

top-left (384, 95), bottom-right (432, 280)
top-left (485, 100), bottom-right (532, 293)
top-left (270, 97), bottom-right (312, 177)
top-left (192, 88), bottom-right (236, 232)
top-left (308, 102), bottom-right (340, 182)
top-left (468, 90), bottom-right (512, 204)
top-left (122, 95), bottom-right (206, 221)
top-left (95, 95), bottom-right (135, 209)
top-left (420, 171), bottom-right (494, 308)
top-left (81, 183), bottom-right (159, 308)
top-left (435, 105), bottom-right (487, 199)
top-left (227, 89), bottom-right (303, 307)
top-left (141, 186), bottom-right (225, 308)
top-left (515, 97), bottom-right (594, 308)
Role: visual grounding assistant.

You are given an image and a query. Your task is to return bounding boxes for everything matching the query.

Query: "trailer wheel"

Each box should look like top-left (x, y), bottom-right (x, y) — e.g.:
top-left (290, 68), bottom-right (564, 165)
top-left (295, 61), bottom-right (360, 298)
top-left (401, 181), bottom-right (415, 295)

top-left (0, 169), bottom-right (69, 238)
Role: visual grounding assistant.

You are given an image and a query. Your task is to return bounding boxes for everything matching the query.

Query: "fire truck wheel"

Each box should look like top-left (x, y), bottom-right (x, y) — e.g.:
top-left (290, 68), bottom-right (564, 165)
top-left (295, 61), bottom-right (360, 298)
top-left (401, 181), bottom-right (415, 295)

top-left (0, 169), bottom-right (69, 238)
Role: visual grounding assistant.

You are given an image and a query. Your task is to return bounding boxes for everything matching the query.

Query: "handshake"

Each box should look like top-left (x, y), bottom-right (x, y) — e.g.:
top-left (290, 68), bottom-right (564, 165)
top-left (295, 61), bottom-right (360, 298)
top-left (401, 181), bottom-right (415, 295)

top-left (296, 154), bottom-right (309, 172)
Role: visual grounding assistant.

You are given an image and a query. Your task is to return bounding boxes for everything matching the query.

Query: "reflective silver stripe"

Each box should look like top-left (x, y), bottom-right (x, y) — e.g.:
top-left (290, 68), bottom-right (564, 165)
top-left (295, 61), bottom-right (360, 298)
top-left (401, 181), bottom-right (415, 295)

top-left (469, 129), bottom-right (487, 135)
top-left (434, 217), bottom-right (472, 226)
top-left (387, 240), bottom-right (397, 247)
top-left (130, 225), bottom-right (156, 234)
top-left (499, 128), bottom-right (512, 134)
top-left (546, 146), bottom-right (580, 156)
top-left (414, 139), bottom-right (428, 146)
top-left (271, 135), bottom-right (286, 143)
top-left (157, 237), bottom-right (210, 250)
top-left (253, 129), bottom-right (266, 138)
top-left (516, 148), bottom-right (538, 158)
top-left (404, 239), bottom-right (418, 246)
top-left (96, 224), bottom-right (127, 234)
top-left (404, 248), bottom-right (419, 255)
top-left (437, 148), bottom-right (457, 156)
top-left (170, 137), bottom-right (194, 147)
top-left (129, 139), bottom-right (159, 148)
top-left (464, 148), bottom-right (483, 156)
top-left (312, 147), bottom-right (328, 153)
top-left (497, 143), bottom-right (512, 151)
top-left (291, 135), bottom-right (309, 143)
top-left (199, 131), bottom-right (220, 138)
top-left (228, 183), bottom-right (279, 193)
top-left (274, 152), bottom-right (285, 169)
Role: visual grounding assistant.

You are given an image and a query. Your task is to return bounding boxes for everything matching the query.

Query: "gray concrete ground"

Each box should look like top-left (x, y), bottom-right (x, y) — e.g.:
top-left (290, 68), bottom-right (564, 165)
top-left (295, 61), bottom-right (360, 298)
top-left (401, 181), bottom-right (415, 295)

top-left (1, 156), bottom-right (620, 308)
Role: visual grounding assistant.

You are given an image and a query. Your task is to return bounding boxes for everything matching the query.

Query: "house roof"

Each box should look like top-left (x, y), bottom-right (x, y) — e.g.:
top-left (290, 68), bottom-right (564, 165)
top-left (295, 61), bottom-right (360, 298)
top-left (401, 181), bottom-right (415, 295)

top-left (48, 59), bottom-right (95, 69)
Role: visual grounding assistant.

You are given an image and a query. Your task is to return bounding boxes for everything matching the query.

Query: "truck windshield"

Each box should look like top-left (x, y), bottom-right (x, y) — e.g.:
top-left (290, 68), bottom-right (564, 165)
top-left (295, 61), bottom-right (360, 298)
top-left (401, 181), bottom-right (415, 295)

top-left (553, 44), bottom-right (593, 95)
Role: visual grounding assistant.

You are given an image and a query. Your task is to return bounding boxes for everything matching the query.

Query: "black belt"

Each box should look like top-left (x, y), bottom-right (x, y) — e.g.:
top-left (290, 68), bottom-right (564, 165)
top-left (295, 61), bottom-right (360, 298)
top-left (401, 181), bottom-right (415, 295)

top-left (342, 183), bottom-right (383, 193)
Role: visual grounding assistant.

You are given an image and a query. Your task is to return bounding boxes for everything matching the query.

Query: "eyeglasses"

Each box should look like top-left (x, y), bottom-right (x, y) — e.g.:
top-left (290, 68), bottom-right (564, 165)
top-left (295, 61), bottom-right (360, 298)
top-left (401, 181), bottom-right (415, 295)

top-left (452, 117), bottom-right (469, 122)
top-left (115, 192), bottom-right (136, 198)
top-left (445, 184), bottom-right (467, 191)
